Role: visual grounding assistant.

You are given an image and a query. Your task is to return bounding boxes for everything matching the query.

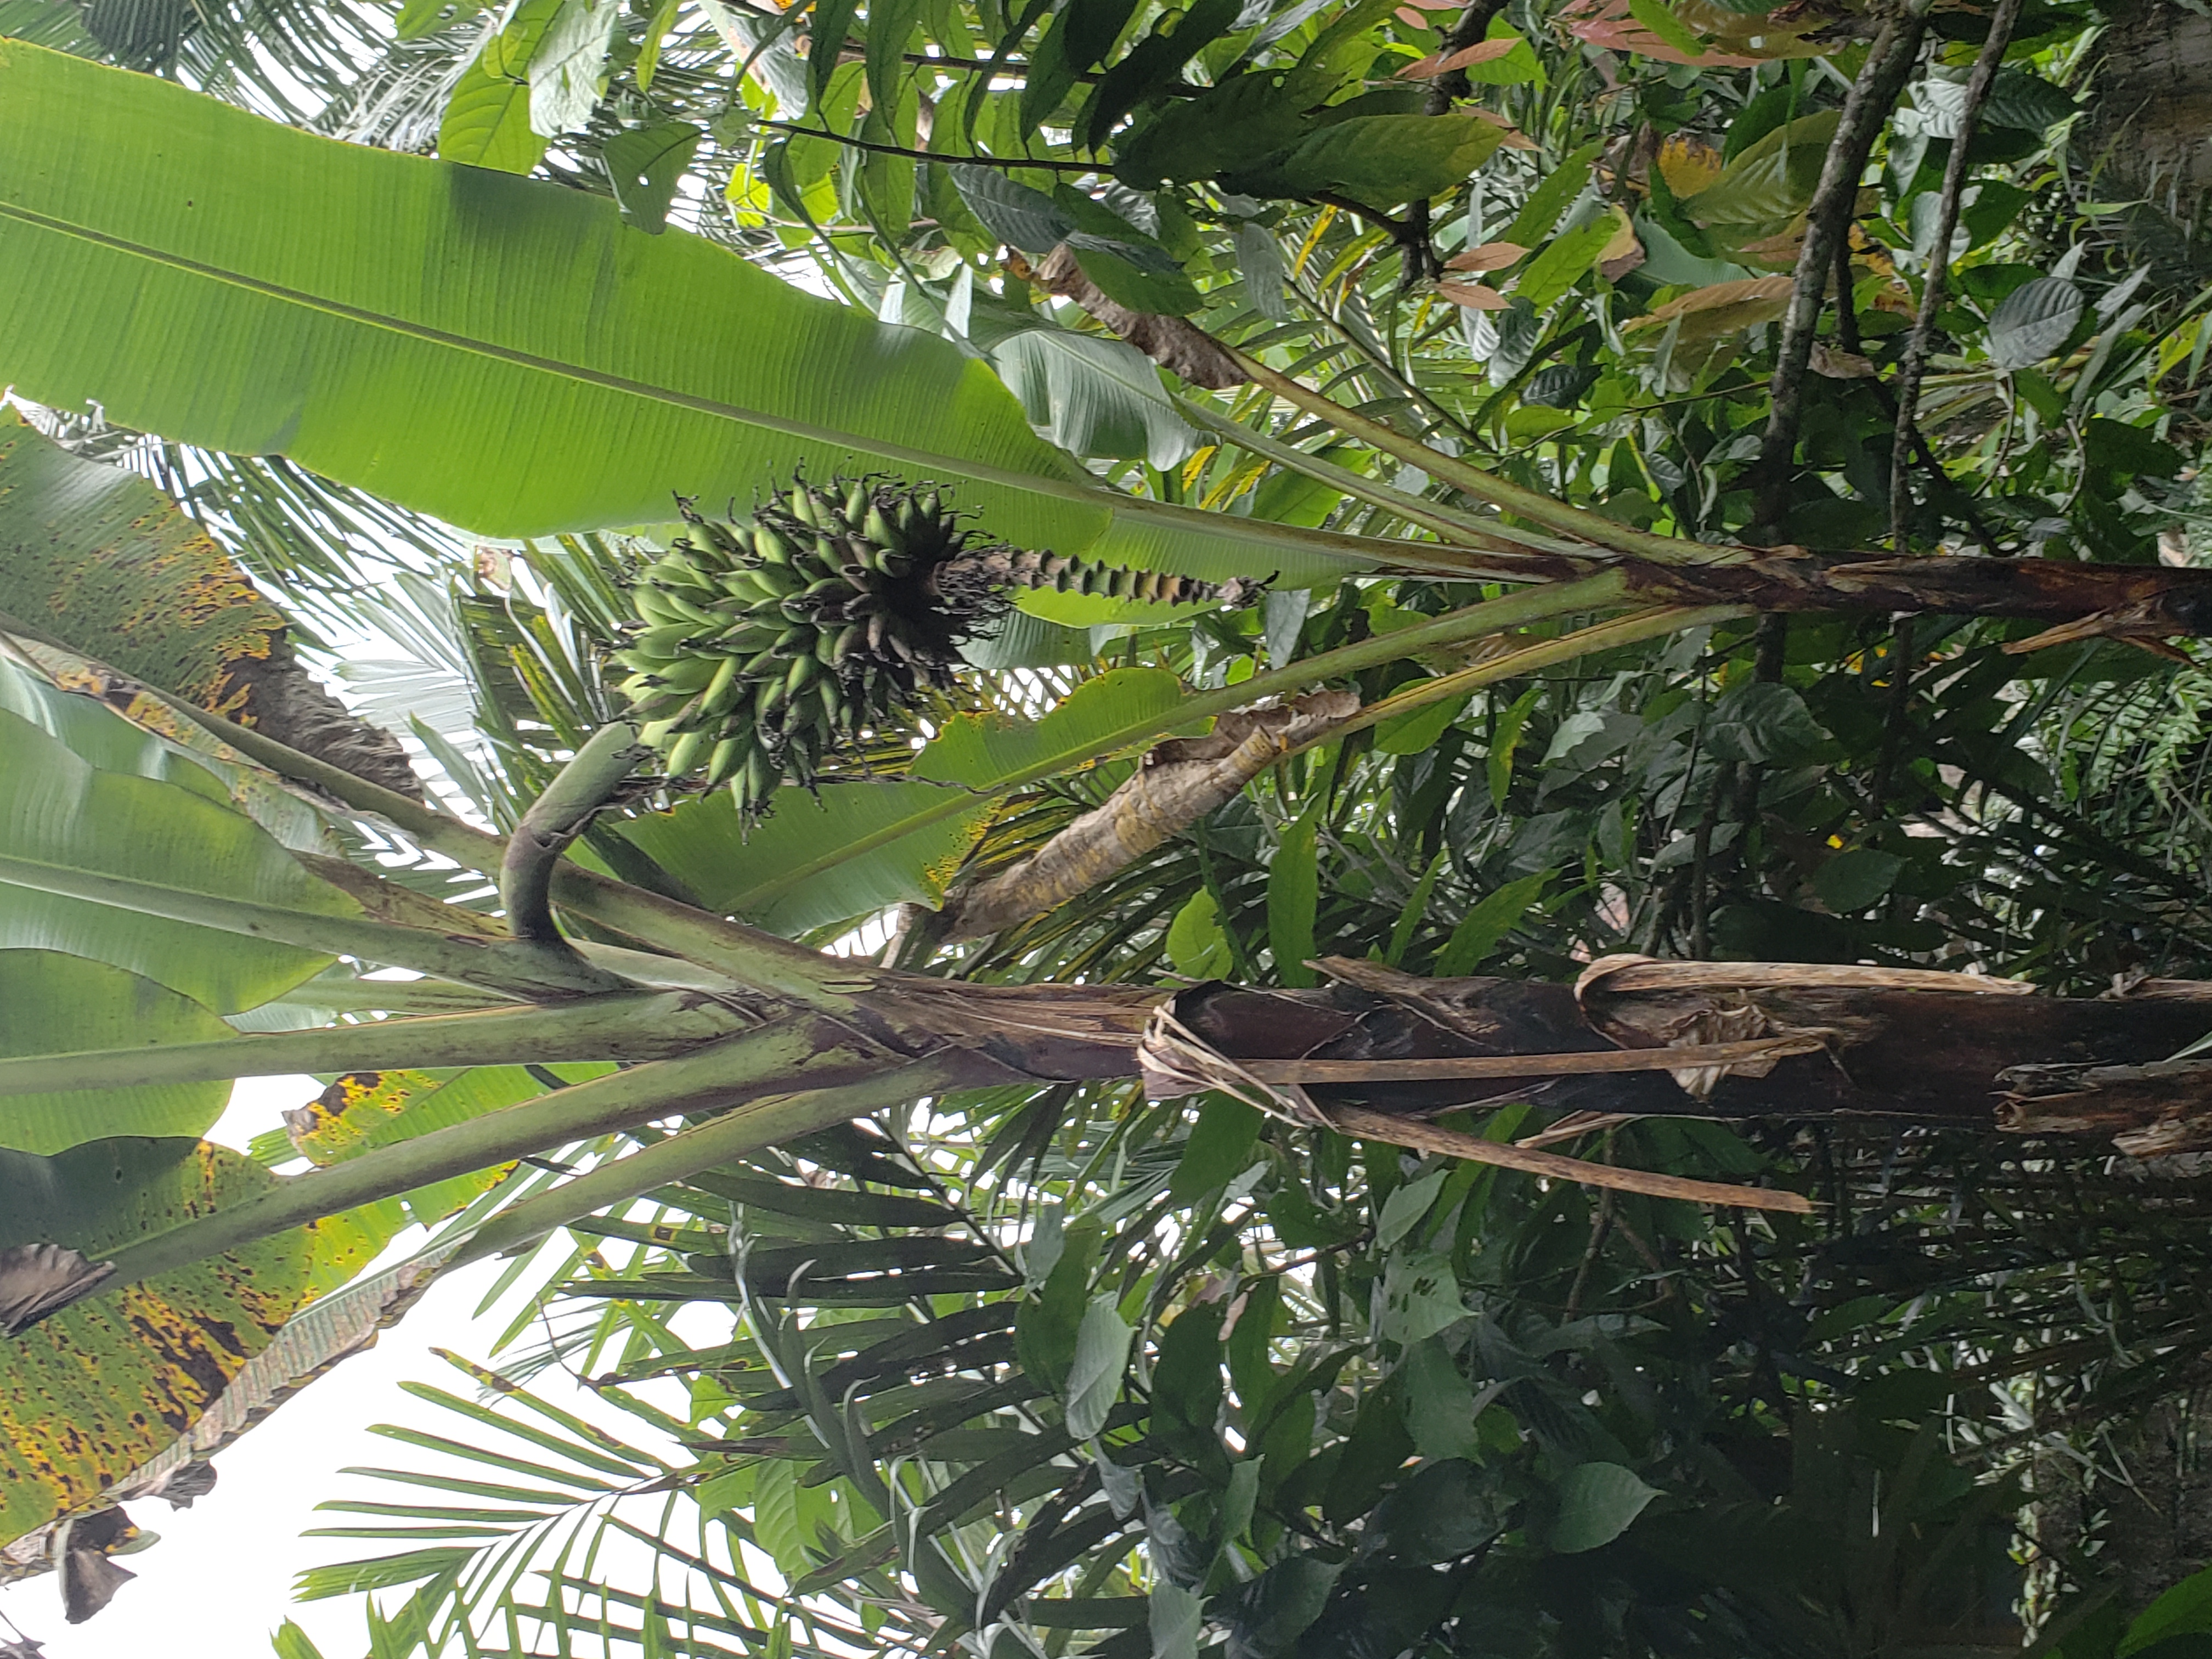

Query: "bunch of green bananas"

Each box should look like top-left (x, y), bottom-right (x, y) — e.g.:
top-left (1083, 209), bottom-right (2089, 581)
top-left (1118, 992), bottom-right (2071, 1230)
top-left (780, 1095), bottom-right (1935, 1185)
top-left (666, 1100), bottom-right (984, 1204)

top-left (614, 477), bottom-right (1261, 815)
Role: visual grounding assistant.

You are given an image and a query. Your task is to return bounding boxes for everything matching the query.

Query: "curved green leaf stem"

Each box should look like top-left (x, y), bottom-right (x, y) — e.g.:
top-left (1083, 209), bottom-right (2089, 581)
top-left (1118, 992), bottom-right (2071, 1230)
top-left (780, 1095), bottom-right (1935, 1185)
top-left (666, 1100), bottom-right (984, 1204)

top-left (1316, 606), bottom-right (1750, 753)
top-left (1167, 390), bottom-right (1605, 569)
top-left (0, 636), bottom-right (878, 1014)
top-left (500, 718), bottom-right (647, 946)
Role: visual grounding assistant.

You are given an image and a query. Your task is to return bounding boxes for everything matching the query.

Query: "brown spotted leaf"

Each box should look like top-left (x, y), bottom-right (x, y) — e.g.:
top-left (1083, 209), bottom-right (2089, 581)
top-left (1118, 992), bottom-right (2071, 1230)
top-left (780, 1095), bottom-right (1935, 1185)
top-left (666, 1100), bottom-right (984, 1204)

top-left (0, 411), bottom-right (419, 798)
top-left (0, 1138), bottom-right (380, 1547)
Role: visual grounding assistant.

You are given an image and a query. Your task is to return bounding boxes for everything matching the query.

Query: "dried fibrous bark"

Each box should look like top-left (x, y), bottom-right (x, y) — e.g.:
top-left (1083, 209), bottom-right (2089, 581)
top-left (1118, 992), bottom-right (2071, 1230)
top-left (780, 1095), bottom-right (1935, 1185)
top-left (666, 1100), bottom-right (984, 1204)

top-left (933, 691), bottom-right (1358, 941)
top-left (1024, 245), bottom-right (1249, 391)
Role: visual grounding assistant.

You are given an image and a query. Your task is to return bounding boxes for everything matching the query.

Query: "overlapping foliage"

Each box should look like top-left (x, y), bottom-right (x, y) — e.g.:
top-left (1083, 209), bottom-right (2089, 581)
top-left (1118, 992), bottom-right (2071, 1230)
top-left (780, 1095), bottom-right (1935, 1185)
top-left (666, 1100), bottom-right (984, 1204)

top-left (4, 0), bottom-right (2212, 1652)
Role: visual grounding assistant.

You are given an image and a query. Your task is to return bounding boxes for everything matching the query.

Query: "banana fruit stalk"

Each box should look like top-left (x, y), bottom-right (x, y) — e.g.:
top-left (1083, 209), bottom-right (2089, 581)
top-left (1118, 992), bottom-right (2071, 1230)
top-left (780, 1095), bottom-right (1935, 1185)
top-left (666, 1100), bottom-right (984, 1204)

top-left (614, 477), bottom-right (1262, 815)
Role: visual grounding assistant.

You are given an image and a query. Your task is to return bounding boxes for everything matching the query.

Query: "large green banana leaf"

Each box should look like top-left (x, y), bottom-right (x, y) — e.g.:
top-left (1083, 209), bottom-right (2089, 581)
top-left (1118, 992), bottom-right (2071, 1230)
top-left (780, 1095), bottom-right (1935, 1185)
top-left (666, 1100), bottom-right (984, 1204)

top-left (0, 42), bottom-right (1353, 585)
top-left (0, 705), bottom-right (356, 1011)
top-left (0, 652), bottom-right (328, 853)
top-left (0, 1136), bottom-right (382, 1543)
top-left (0, 950), bottom-right (235, 1153)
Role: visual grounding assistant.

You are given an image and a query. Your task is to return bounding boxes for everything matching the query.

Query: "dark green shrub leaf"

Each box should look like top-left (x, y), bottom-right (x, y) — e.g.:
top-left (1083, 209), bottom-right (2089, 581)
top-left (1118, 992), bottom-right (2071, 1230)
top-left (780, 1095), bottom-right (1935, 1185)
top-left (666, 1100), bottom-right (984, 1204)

top-left (1551, 1462), bottom-right (1660, 1553)
top-left (1987, 276), bottom-right (2084, 370)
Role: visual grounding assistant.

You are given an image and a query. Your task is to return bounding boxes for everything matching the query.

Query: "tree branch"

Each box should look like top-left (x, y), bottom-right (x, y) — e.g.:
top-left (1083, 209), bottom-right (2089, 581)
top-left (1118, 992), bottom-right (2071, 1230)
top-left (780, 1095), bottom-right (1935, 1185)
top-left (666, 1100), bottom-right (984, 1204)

top-left (922, 611), bottom-right (1729, 944)
top-left (1889, 0), bottom-right (2025, 555)
top-left (754, 120), bottom-right (1101, 174)
top-left (1420, 0), bottom-right (1510, 114)
top-left (1754, 0), bottom-right (1934, 538)
top-left (1020, 246), bottom-right (1248, 390)
top-left (1832, 234), bottom-right (2006, 556)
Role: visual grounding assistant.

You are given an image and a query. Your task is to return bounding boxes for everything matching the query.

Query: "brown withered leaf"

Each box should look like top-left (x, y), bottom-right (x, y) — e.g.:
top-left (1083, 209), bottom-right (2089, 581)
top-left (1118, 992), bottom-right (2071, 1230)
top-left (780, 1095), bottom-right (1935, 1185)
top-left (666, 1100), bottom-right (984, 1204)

top-left (55, 1510), bottom-right (138, 1624)
top-left (1809, 342), bottom-right (1877, 379)
top-left (1437, 281), bottom-right (1511, 311)
top-left (0, 1245), bottom-right (115, 1339)
top-left (1444, 241), bottom-right (1528, 273)
top-left (1397, 35), bottom-right (1520, 78)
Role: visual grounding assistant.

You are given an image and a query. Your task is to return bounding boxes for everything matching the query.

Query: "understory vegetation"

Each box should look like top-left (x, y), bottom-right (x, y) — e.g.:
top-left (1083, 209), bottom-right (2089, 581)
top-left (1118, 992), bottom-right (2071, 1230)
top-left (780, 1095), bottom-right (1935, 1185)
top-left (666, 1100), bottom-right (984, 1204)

top-left (5, 0), bottom-right (2212, 1651)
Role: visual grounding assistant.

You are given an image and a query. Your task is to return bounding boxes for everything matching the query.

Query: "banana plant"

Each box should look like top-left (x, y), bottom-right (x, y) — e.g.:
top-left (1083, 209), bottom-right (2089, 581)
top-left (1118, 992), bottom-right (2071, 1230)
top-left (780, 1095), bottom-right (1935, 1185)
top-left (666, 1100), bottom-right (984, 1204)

top-left (11, 36), bottom-right (2212, 1652)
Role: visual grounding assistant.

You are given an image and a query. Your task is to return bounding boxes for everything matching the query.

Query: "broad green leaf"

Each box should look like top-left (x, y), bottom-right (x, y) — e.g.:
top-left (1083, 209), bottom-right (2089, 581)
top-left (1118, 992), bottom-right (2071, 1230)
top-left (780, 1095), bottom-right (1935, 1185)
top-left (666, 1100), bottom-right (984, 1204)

top-left (1434, 871), bottom-right (1549, 976)
top-left (1149, 1581), bottom-right (1203, 1659)
top-left (272, 1618), bottom-right (330, 1659)
top-left (1167, 1096), bottom-right (1262, 1202)
top-left (1983, 70), bottom-right (2079, 132)
top-left (1550, 1461), bottom-right (1660, 1553)
top-left (1150, 1301), bottom-right (1226, 1460)
top-left (629, 668), bottom-right (1196, 927)
top-left (1627, 0), bottom-right (1703, 59)
top-left (0, 43), bottom-right (1353, 587)
top-left (1454, 20), bottom-right (1542, 84)
top-left (0, 707), bottom-right (357, 1011)
top-left (1223, 1555), bottom-right (1340, 1654)
top-left (602, 121), bottom-right (702, 233)
top-left (1374, 690), bottom-right (1471, 755)
top-left (993, 330), bottom-right (1202, 470)
top-left (527, 0), bottom-right (619, 137)
top-left (1499, 141), bottom-right (1603, 249)
top-left (1399, 1335), bottom-right (1481, 1460)
top-left (1017, 1216), bottom-right (1101, 1392)
top-left (1375, 1165), bottom-right (1449, 1250)
top-left (1268, 806), bottom-right (1320, 988)
top-left (951, 169), bottom-right (1077, 255)
top-left (1811, 848), bottom-right (1903, 913)
top-left (439, 0), bottom-right (561, 171)
top-left (0, 950), bottom-right (233, 1154)
top-left (617, 780), bottom-right (991, 936)
top-left (1064, 1295), bottom-right (1133, 1439)
top-left (0, 414), bottom-right (412, 811)
top-left (1681, 111), bottom-right (1839, 230)
top-left (0, 655), bottom-right (228, 801)
top-left (1516, 212), bottom-right (1626, 311)
top-left (750, 1457), bottom-right (808, 1576)
top-left (2120, 1562), bottom-right (2212, 1656)
top-left (1113, 69), bottom-right (1321, 189)
top-left (1377, 1248), bottom-right (1466, 1346)
top-left (1373, 1458), bottom-right (1498, 1562)
top-left (0, 1136), bottom-right (380, 1544)
top-left (1257, 114), bottom-right (1506, 206)
top-left (1067, 238), bottom-right (1205, 317)
top-left (1703, 680), bottom-right (1825, 765)
top-left (1988, 276), bottom-right (2085, 371)
top-left (1165, 889), bottom-right (1234, 980)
